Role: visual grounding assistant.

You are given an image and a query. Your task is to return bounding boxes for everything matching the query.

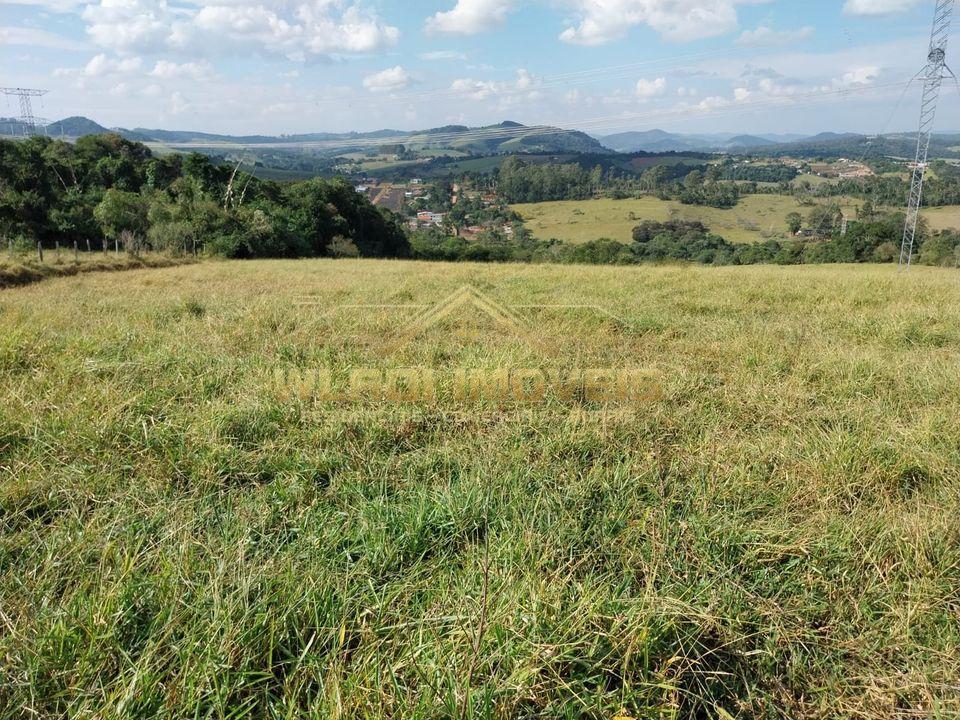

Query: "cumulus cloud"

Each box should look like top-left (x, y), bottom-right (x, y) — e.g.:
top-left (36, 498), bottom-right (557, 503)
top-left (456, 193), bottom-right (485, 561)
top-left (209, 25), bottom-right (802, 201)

top-left (830, 65), bottom-right (880, 88)
top-left (363, 65), bottom-right (411, 92)
top-left (83, 52), bottom-right (143, 76)
top-left (843, 0), bottom-right (923, 16)
top-left (150, 59), bottom-right (213, 81)
top-left (79, 0), bottom-right (400, 59)
top-left (450, 68), bottom-right (539, 101)
top-left (560, 0), bottom-right (761, 45)
top-left (736, 25), bottom-right (813, 47)
top-left (635, 76), bottom-right (667, 99)
top-left (426, 0), bottom-right (514, 35)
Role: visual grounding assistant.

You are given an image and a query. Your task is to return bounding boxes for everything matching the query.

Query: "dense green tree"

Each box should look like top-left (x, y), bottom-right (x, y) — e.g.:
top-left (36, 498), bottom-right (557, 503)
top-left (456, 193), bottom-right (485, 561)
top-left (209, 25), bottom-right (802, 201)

top-left (0, 134), bottom-right (410, 259)
top-left (94, 189), bottom-right (150, 239)
top-left (786, 212), bottom-right (803, 235)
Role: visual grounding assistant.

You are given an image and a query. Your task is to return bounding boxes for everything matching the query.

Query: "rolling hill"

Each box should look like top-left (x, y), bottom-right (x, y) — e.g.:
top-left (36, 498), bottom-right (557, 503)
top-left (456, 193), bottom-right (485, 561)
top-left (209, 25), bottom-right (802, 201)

top-left (600, 130), bottom-right (801, 153)
top-left (10, 116), bottom-right (609, 156)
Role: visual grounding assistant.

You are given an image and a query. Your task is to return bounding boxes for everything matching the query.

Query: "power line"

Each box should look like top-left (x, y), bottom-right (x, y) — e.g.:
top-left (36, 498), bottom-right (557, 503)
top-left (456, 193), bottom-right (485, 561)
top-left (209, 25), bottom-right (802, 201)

top-left (0, 87), bottom-right (49, 137)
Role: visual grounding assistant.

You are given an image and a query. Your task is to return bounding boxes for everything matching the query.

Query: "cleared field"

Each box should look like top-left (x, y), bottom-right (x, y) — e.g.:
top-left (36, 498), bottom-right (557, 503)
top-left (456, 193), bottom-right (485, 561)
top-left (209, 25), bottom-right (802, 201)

top-left (922, 205), bottom-right (960, 232)
top-left (2, 260), bottom-right (960, 718)
top-left (793, 172), bottom-right (835, 187)
top-left (513, 195), bottom-right (862, 245)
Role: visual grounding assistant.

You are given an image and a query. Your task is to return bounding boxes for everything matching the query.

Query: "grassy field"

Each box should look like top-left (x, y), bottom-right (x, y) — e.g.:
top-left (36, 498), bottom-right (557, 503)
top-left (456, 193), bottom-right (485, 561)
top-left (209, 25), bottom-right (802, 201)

top-left (2, 259), bottom-right (960, 718)
top-left (0, 252), bottom-right (193, 289)
top-left (922, 205), bottom-right (960, 233)
top-left (512, 195), bottom-right (863, 245)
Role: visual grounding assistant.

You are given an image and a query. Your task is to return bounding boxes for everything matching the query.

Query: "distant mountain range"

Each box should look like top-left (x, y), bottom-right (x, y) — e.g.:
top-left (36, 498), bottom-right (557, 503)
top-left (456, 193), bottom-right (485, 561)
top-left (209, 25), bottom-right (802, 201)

top-left (6, 116), bottom-right (960, 161)
top-left (3, 116), bottom-right (608, 156)
top-left (598, 129), bottom-right (813, 153)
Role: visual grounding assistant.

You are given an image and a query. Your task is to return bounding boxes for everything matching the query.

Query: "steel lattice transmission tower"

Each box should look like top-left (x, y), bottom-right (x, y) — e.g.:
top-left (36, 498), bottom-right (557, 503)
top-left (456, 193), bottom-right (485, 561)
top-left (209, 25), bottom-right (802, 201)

top-left (0, 87), bottom-right (48, 136)
top-left (900, 0), bottom-right (956, 269)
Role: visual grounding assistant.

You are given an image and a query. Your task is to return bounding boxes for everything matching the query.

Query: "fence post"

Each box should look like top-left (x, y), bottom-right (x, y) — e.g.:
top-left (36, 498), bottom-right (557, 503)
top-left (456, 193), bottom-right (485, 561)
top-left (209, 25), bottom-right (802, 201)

top-left (7, 238), bottom-right (12, 259)
top-left (37, 241), bottom-right (43, 263)
top-left (115, 237), bottom-right (119, 255)
top-left (55, 241), bottom-right (61, 262)
top-left (74, 240), bottom-right (79, 261)
top-left (86, 238), bottom-right (91, 254)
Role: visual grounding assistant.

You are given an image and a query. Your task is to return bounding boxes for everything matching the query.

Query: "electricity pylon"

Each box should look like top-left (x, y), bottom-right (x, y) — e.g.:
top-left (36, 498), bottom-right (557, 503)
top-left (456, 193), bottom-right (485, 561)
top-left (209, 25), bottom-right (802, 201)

top-left (900, 0), bottom-right (955, 269)
top-left (0, 87), bottom-right (48, 136)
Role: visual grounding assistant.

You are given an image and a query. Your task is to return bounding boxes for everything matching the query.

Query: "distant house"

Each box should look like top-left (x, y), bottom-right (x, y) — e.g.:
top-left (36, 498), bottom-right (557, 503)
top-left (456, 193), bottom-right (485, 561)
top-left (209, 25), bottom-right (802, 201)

top-left (416, 211), bottom-right (446, 226)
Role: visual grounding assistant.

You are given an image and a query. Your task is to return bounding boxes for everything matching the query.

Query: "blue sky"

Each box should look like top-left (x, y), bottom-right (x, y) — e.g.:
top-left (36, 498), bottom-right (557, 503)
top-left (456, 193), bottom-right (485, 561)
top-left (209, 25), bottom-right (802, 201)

top-left (1, 0), bottom-right (956, 136)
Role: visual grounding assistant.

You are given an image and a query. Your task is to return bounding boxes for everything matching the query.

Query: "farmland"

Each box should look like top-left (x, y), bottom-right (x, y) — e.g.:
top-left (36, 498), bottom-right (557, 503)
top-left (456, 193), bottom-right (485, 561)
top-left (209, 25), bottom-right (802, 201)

top-left (2, 259), bottom-right (959, 718)
top-left (512, 195), bottom-right (864, 245)
top-left (922, 204), bottom-right (960, 235)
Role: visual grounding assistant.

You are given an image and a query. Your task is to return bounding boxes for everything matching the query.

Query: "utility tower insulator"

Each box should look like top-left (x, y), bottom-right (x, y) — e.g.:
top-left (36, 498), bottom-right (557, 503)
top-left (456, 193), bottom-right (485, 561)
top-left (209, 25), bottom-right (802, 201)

top-left (0, 87), bottom-right (49, 137)
top-left (900, 0), bottom-right (955, 269)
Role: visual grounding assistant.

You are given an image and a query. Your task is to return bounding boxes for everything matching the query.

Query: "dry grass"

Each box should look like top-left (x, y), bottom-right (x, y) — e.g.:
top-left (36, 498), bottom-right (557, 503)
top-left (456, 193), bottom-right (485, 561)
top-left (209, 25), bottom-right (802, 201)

top-left (1, 259), bottom-right (959, 718)
top-left (0, 252), bottom-right (195, 289)
top-left (922, 205), bottom-right (960, 233)
top-left (512, 195), bottom-right (864, 245)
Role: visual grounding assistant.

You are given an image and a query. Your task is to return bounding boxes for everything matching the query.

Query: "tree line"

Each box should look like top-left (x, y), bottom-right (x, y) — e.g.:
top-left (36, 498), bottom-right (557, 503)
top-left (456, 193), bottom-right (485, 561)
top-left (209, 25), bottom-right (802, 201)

top-left (0, 134), bottom-right (408, 258)
top-left (411, 213), bottom-right (960, 267)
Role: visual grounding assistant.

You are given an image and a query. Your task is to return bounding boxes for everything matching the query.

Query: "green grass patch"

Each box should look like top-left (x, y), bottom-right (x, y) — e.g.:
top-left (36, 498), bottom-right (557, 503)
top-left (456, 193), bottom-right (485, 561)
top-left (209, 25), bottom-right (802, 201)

top-left (1, 260), bottom-right (959, 717)
top-left (512, 195), bottom-right (863, 245)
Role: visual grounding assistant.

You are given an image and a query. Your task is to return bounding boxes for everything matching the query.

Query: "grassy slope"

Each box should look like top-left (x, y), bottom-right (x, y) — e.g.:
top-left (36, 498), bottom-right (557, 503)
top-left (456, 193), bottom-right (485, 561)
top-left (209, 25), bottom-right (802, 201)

top-left (513, 195), bottom-right (864, 245)
top-left (2, 260), bottom-right (960, 718)
top-left (0, 253), bottom-right (195, 290)
top-left (922, 205), bottom-right (960, 234)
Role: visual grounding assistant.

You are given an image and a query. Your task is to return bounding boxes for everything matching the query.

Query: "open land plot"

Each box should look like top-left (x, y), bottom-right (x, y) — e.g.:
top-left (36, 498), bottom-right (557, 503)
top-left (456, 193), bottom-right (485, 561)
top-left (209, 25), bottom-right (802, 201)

top-left (512, 195), bottom-right (863, 245)
top-left (2, 259), bottom-right (959, 718)
top-left (921, 205), bottom-right (960, 233)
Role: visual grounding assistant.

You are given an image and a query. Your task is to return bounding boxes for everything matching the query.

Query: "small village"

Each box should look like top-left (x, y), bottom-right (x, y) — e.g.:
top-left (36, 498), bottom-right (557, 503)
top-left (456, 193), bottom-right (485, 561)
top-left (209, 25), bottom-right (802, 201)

top-left (355, 178), bottom-right (518, 239)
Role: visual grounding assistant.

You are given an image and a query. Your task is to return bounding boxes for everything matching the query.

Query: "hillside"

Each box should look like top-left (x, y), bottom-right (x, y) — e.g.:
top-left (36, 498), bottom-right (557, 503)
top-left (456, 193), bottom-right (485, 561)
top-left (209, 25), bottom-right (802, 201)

top-left (35, 117), bottom-right (610, 155)
top-left (2, 259), bottom-right (959, 717)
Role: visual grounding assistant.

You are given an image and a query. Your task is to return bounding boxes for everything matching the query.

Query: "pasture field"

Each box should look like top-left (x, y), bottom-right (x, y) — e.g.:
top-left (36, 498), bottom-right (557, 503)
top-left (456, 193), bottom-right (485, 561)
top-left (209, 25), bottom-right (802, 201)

top-left (0, 251), bottom-right (192, 290)
top-left (922, 205), bottom-right (960, 234)
top-left (2, 259), bottom-right (960, 718)
top-left (512, 195), bottom-right (863, 245)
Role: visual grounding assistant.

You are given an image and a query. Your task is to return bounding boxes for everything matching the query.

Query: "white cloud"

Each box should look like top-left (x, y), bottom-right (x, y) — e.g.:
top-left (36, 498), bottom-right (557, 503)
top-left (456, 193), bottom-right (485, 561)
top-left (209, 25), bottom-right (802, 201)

top-left (419, 50), bottom-right (468, 61)
top-left (426, 0), bottom-right (514, 35)
top-left (0, 25), bottom-right (89, 50)
top-left (635, 76), bottom-right (667, 99)
top-left (150, 59), bottom-right (213, 81)
top-left (831, 65), bottom-right (880, 88)
top-left (450, 68), bottom-right (539, 101)
top-left (79, 0), bottom-right (399, 59)
top-left (560, 0), bottom-right (762, 45)
top-left (844, 0), bottom-right (923, 16)
top-left (736, 25), bottom-right (813, 47)
top-left (363, 65), bottom-right (411, 93)
top-left (83, 52), bottom-right (143, 76)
